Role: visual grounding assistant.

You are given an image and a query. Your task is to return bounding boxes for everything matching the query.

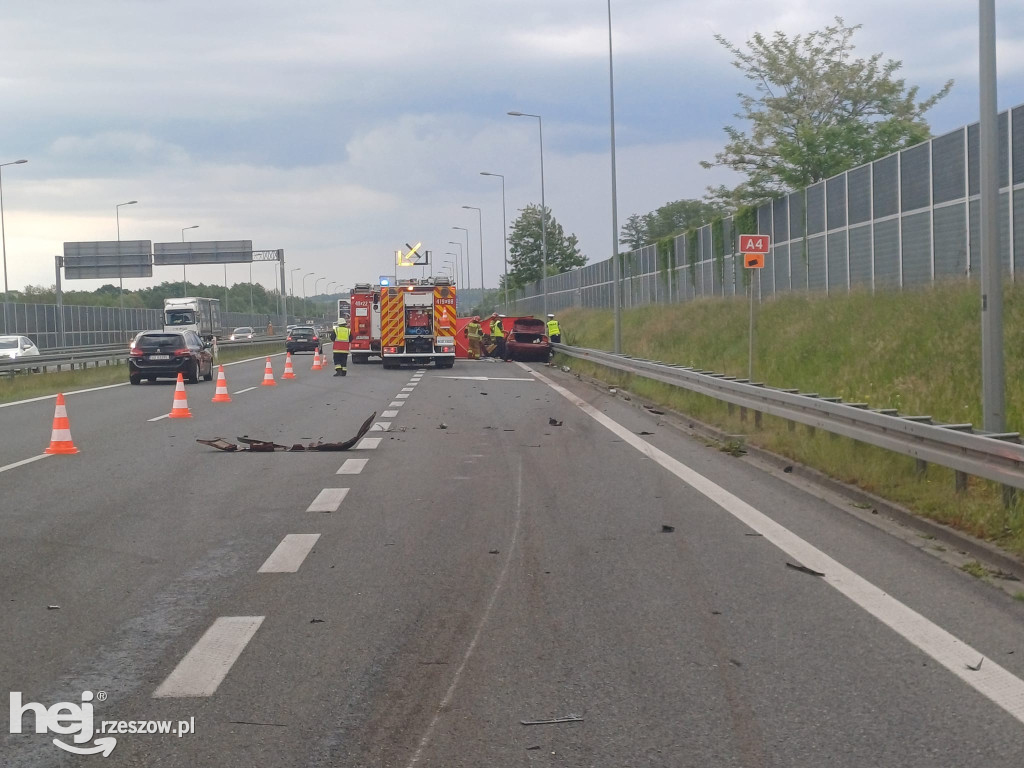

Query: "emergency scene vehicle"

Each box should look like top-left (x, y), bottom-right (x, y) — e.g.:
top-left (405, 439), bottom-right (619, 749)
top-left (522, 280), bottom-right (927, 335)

top-left (347, 283), bottom-right (381, 364)
top-left (379, 277), bottom-right (456, 369)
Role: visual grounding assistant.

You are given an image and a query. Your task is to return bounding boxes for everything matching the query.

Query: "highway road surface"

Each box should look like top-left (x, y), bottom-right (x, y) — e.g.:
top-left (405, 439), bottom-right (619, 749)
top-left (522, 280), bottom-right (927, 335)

top-left (2, 353), bottom-right (1023, 766)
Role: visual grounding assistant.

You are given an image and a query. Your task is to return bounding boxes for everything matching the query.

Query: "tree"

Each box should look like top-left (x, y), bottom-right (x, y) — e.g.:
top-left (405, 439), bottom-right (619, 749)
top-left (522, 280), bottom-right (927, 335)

top-left (620, 213), bottom-right (647, 250)
top-left (620, 200), bottom-right (726, 248)
top-left (702, 17), bottom-right (953, 207)
top-left (507, 204), bottom-right (586, 287)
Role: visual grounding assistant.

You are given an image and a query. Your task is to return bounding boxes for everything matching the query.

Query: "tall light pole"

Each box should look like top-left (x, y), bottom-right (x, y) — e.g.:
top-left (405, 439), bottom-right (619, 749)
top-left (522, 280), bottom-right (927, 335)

top-left (0, 158), bottom-right (27, 334)
top-left (445, 251), bottom-right (462, 312)
top-left (452, 226), bottom-right (471, 303)
top-left (607, 0), bottom-right (622, 353)
top-left (480, 171), bottom-right (509, 311)
top-left (181, 225), bottom-right (198, 297)
top-left (315, 277), bottom-right (326, 318)
top-left (448, 240), bottom-right (464, 291)
top-left (115, 200), bottom-right (138, 340)
top-left (461, 205), bottom-right (484, 297)
top-left (302, 272), bottom-right (315, 319)
top-left (289, 267), bottom-right (301, 322)
top-left (508, 111), bottom-right (547, 318)
top-left (443, 259), bottom-right (455, 280)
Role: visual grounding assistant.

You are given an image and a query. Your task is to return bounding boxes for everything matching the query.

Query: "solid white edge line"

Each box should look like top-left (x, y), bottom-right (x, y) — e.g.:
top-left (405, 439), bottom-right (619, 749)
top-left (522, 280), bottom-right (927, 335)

top-left (152, 616), bottom-right (264, 698)
top-left (306, 488), bottom-right (350, 513)
top-left (0, 454), bottom-right (53, 474)
top-left (528, 365), bottom-right (1024, 726)
top-left (257, 533), bottom-right (321, 573)
top-left (337, 458), bottom-right (369, 474)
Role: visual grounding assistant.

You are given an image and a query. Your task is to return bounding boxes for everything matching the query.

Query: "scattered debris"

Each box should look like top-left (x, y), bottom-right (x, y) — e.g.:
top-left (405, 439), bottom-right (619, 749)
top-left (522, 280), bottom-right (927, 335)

top-left (526, 745), bottom-right (541, 751)
top-left (786, 562), bottom-right (825, 577)
top-left (561, 366), bottom-right (570, 372)
top-left (711, 610), bottom-right (722, 615)
top-left (608, 388), bottom-right (617, 394)
top-left (310, 618), bottom-right (325, 624)
top-left (744, 533), bottom-right (764, 537)
top-left (638, 430), bottom-right (654, 435)
top-left (643, 406), bottom-right (665, 415)
top-left (661, 525), bottom-right (675, 533)
top-left (728, 659), bottom-right (743, 667)
top-left (521, 715), bottom-right (584, 726)
top-left (480, 392), bottom-right (488, 396)
top-left (488, 549), bottom-right (500, 555)
top-left (47, 605), bottom-right (60, 610)
top-left (438, 423), bottom-right (448, 430)
top-left (783, 465), bottom-right (793, 473)
top-left (503, 428), bottom-right (515, 432)
top-left (623, 396), bottom-right (631, 401)
top-left (198, 413), bottom-right (376, 452)
top-left (548, 417), bottom-right (563, 426)
top-left (966, 657), bottom-right (984, 671)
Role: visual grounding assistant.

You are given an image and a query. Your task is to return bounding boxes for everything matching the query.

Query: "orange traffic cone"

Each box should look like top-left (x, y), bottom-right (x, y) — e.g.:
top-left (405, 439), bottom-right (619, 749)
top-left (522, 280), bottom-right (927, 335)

top-left (211, 365), bottom-right (231, 403)
top-left (311, 349), bottom-right (323, 371)
top-left (261, 357), bottom-right (277, 386)
top-left (282, 352), bottom-right (297, 379)
top-left (169, 372), bottom-right (193, 418)
top-left (44, 393), bottom-right (79, 455)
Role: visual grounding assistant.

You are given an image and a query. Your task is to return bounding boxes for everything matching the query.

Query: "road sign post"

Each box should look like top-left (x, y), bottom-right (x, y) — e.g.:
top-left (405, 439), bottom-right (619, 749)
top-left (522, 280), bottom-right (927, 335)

top-left (740, 235), bottom-right (769, 382)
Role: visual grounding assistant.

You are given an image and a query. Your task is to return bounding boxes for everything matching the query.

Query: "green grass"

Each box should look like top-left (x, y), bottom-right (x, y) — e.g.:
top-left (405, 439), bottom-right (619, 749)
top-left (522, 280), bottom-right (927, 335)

top-left (556, 279), bottom-right (1024, 559)
top-left (960, 561), bottom-right (989, 579)
top-left (0, 341), bottom-right (284, 404)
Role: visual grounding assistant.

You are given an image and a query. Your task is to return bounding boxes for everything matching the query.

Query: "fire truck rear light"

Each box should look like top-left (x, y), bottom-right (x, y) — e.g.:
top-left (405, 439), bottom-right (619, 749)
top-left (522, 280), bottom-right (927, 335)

top-left (384, 346), bottom-right (398, 354)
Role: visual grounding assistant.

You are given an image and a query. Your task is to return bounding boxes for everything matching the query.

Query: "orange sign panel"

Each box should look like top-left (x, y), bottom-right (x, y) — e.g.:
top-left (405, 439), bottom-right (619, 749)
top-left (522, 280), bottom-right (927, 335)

top-left (743, 253), bottom-right (765, 269)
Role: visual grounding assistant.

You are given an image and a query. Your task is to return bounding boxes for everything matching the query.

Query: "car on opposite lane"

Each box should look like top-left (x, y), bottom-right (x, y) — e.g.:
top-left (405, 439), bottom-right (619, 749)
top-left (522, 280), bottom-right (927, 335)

top-left (230, 326), bottom-right (255, 340)
top-left (128, 330), bottom-right (214, 385)
top-left (0, 335), bottom-right (41, 372)
top-left (286, 325), bottom-right (323, 354)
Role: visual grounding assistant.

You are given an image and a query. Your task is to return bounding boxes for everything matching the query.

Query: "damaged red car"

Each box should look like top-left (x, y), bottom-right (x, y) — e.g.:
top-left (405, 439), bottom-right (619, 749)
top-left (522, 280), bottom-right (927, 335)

top-left (505, 317), bottom-right (551, 362)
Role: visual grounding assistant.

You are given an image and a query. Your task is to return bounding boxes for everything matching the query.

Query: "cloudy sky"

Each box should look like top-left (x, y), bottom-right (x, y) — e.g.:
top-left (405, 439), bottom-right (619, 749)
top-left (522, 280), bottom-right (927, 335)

top-left (1, 0), bottom-right (1023, 299)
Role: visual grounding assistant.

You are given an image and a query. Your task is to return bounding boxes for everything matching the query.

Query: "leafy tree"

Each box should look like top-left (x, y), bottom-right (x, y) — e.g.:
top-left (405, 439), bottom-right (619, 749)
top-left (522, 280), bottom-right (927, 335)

top-left (620, 213), bottom-right (647, 250)
top-left (702, 16), bottom-right (953, 207)
top-left (507, 204), bottom-right (586, 287)
top-left (620, 199), bottom-right (726, 248)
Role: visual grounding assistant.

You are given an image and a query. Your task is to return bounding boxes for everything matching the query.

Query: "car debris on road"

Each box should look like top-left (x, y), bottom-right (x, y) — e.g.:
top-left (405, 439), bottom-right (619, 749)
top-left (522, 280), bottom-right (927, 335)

top-left (197, 412), bottom-right (376, 452)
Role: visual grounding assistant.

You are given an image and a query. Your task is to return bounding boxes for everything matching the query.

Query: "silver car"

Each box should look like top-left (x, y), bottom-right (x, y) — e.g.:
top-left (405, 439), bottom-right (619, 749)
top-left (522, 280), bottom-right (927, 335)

top-left (0, 335), bottom-right (41, 372)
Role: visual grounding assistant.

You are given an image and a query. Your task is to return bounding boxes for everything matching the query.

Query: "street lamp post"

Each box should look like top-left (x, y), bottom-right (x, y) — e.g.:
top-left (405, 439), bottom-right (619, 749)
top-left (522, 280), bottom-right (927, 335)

top-left (480, 171), bottom-right (509, 311)
top-left (461, 205), bottom-right (484, 299)
top-left (315, 277), bottom-right (326, 319)
top-left (302, 272), bottom-right (315, 320)
top-left (508, 111), bottom-right (547, 319)
top-left (452, 227), bottom-right (471, 306)
top-left (445, 252), bottom-right (462, 312)
top-left (181, 225), bottom-right (198, 297)
top-left (607, 0), bottom-right (622, 353)
top-left (448, 241), bottom-right (464, 291)
top-left (289, 267), bottom-right (301, 323)
top-left (0, 158), bottom-right (27, 334)
top-left (115, 200), bottom-right (138, 341)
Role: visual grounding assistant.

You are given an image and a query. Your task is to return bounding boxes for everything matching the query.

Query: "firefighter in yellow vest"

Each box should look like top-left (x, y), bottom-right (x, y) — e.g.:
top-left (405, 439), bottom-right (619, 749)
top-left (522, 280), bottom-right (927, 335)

top-left (464, 316), bottom-right (483, 359)
top-left (331, 318), bottom-right (350, 376)
top-left (546, 314), bottom-right (561, 344)
top-left (487, 312), bottom-right (506, 360)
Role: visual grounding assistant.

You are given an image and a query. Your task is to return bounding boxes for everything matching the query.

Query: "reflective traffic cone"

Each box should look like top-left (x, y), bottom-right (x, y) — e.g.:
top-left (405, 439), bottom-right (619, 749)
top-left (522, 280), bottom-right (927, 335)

top-left (261, 357), bottom-right (277, 386)
top-left (211, 365), bottom-right (231, 403)
top-left (44, 393), bottom-right (79, 454)
top-left (169, 373), bottom-right (192, 418)
top-left (282, 352), bottom-right (297, 379)
top-left (311, 349), bottom-right (323, 371)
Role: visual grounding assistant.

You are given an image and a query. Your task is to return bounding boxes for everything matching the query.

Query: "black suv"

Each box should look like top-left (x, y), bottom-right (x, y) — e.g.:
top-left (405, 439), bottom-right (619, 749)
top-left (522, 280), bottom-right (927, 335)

top-left (286, 326), bottom-right (323, 354)
top-left (129, 330), bottom-right (214, 384)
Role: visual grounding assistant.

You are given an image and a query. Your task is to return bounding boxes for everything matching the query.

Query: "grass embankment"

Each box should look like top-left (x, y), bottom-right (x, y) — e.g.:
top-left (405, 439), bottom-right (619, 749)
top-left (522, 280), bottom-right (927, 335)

top-left (557, 280), bottom-right (1024, 559)
top-left (0, 342), bottom-right (283, 404)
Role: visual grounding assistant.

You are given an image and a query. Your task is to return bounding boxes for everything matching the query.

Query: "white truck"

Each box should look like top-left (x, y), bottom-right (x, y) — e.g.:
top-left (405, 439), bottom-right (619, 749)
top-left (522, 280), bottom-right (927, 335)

top-left (163, 297), bottom-right (223, 341)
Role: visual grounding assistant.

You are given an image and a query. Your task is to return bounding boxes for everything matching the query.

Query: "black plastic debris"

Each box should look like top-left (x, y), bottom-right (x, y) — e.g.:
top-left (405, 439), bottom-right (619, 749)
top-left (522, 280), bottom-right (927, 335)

top-left (197, 412), bottom-right (376, 453)
top-left (786, 562), bottom-right (825, 577)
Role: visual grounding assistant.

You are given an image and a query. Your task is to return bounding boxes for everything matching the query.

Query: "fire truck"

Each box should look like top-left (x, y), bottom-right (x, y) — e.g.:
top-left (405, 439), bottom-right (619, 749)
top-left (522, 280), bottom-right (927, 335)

top-left (379, 277), bottom-right (456, 369)
top-left (348, 283), bottom-right (381, 364)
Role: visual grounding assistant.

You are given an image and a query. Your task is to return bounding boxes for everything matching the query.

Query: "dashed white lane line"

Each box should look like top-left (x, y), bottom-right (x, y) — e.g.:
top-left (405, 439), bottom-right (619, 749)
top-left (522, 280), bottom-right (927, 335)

top-left (396, 393), bottom-right (410, 399)
top-left (0, 454), bottom-right (52, 474)
top-left (337, 458), bottom-right (368, 474)
top-left (148, 413), bottom-right (170, 422)
top-left (355, 437), bottom-right (382, 450)
top-left (258, 534), bottom-right (321, 573)
top-left (152, 616), bottom-right (264, 698)
top-left (530, 365), bottom-right (1024, 726)
top-left (370, 422), bottom-right (392, 431)
top-left (390, 401), bottom-right (404, 407)
top-left (233, 386), bottom-right (258, 395)
top-left (382, 409), bottom-right (399, 418)
top-left (402, 387), bottom-right (415, 392)
top-left (306, 488), bottom-right (350, 512)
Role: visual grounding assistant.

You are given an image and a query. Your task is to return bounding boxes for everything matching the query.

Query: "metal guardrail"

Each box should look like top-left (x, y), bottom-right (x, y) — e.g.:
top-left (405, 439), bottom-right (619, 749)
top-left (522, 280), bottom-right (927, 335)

top-left (557, 344), bottom-right (1024, 493)
top-left (0, 337), bottom-right (287, 375)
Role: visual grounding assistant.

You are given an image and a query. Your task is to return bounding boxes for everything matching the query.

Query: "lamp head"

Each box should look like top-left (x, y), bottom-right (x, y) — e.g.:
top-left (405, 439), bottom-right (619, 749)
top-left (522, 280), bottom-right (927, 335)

top-left (507, 111), bottom-right (523, 116)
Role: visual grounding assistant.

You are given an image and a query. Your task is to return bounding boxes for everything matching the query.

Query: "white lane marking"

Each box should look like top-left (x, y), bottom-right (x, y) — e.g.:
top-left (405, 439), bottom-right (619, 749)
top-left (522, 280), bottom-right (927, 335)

top-left (152, 616), bottom-right (264, 698)
top-left (396, 393), bottom-right (410, 399)
top-left (406, 461), bottom-right (524, 766)
top-left (382, 409), bottom-right (399, 418)
top-left (355, 437), bottom-right (382, 450)
top-left (337, 458), bottom-right (368, 474)
top-left (148, 413), bottom-right (170, 422)
top-left (529, 366), bottom-right (1024, 726)
top-left (411, 375), bottom-right (423, 380)
top-left (306, 488), bottom-right (350, 513)
top-left (257, 534), bottom-right (321, 573)
top-left (0, 382), bottom-right (129, 409)
top-left (0, 454), bottom-right (52, 474)
top-left (233, 386), bottom-right (258, 395)
top-left (436, 376), bottom-right (533, 381)
top-left (390, 401), bottom-right (404, 407)
top-left (370, 422), bottom-right (392, 431)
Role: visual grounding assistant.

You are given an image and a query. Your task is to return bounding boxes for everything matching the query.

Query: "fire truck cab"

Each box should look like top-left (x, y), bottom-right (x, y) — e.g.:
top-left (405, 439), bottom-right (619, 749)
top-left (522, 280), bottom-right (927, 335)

top-left (348, 283), bottom-right (381, 364)
top-left (379, 277), bottom-right (456, 369)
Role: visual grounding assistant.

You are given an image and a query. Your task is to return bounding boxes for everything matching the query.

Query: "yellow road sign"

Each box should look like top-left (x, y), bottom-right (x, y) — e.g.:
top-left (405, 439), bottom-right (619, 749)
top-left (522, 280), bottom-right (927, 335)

top-left (396, 242), bottom-right (423, 267)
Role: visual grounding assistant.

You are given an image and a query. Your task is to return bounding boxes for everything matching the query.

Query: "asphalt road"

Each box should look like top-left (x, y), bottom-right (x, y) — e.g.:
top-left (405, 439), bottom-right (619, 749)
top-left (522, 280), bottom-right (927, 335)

top-left (2, 352), bottom-right (1023, 766)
